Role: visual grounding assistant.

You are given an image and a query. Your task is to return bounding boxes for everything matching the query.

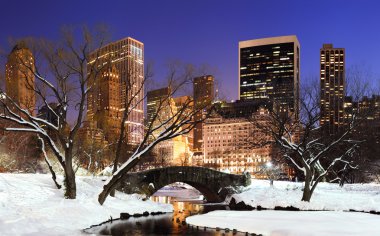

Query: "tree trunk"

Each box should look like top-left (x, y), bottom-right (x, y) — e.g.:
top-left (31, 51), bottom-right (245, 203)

top-left (46, 159), bottom-right (61, 189)
top-left (301, 172), bottom-right (312, 202)
top-left (64, 150), bottom-right (76, 199)
top-left (39, 136), bottom-right (61, 189)
top-left (110, 138), bottom-right (123, 197)
top-left (301, 184), bottom-right (312, 202)
top-left (99, 156), bottom-right (140, 205)
top-left (110, 112), bottom-right (127, 198)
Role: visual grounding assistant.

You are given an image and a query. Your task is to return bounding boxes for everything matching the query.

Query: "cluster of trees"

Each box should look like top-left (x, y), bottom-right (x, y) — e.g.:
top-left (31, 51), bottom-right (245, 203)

top-left (256, 74), bottom-right (380, 201)
top-left (0, 26), bottom-right (213, 204)
top-left (0, 125), bottom-right (43, 173)
top-left (0, 25), bottom-right (379, 205)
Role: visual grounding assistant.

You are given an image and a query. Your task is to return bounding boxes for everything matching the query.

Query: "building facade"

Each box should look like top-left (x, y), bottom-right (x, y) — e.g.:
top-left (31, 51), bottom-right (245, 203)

top-left (87, 37), bottom-right (144, 144)
top-left (0, 93), bottom-right (5, 136)
top-left (344, 95), bottom-right (380, 131)
top-left (320, 44), bottom-right (345, 135)
top-left (5, 42), bottom-right (36, 115)
top-left (193, 75), bottom-right (215, 151)
top-left (88, 65), bottom-right (121, 142)
top-left (203, 108), bottom-right (274, 177)
top-left (147, 88), bottom-right (189, 166)
top-left (203, 100), bottom-right (276, 176)
top-left (146, 87), bottom-right (172, 129)
top-left (173, 95), bottom-right (194, 152)
top-left (239, 36), bottom-right (300, 115)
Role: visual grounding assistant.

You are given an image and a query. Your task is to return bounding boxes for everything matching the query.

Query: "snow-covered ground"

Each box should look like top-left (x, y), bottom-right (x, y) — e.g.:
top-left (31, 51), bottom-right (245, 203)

top-left (0, 173), bottom-right (173, 235)
top-left (186, 180), bottom-right (380, 235)
top-left (186, 210), bottom-right (380, 236)
top-left (229, 180), bottom-right (380, 212)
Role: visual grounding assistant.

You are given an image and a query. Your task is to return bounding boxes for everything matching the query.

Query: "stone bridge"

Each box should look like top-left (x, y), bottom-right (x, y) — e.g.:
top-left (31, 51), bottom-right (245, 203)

top-left (117, 166), bottom-right (251, 202)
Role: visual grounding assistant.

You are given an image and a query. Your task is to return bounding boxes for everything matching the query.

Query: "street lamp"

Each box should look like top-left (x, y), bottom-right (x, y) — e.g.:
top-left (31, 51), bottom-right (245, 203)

top-left (266, 161), bottom-right (272, 168)
top-left (266, 161), bottom-right (274, 186)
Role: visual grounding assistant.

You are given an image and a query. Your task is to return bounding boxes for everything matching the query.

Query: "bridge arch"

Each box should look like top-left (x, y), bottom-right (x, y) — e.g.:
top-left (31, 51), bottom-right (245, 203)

top-left (117, 166), bottom-right (251, 202)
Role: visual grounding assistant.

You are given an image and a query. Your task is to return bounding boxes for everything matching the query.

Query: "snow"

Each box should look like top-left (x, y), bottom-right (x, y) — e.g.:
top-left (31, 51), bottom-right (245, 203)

top-left (0, 173), bottom-right (173, 235)
top-left (152, 183), bottom-right (204, 201)
top-left (186, 210), bottom-right (380, 236)
top-left (97, 165), bottom-right (114, 176)
top-left (229, 180), bottom-right (380, 212)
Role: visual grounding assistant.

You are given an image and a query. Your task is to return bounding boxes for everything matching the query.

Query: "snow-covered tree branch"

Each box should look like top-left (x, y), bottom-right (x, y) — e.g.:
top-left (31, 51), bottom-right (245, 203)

top-left (260, 80), bottom-right (364, 202)
top-left (98, 64), bottom-right (215, 205)
top-left (0, 26), bottom-right (110, 199)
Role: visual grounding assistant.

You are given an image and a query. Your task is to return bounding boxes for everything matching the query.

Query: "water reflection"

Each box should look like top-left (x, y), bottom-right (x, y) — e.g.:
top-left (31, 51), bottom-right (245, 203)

top-left (85, 190), bottom-right (247, 235)
top-left (151, 196), bottom-right (209, 234)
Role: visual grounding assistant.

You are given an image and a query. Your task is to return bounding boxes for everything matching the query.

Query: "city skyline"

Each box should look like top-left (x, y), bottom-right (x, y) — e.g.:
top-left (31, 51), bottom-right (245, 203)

top-left (1, 1), bottom-right (380, 101)
top-left (1, 2), bottom-right (380, 235)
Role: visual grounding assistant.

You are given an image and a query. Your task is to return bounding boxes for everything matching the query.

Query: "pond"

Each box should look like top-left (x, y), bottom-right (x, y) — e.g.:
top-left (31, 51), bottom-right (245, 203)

top-left (84, 184), bottom-right (249, 235)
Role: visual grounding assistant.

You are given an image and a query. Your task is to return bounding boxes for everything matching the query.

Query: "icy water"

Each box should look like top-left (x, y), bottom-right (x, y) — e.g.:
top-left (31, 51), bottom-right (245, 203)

top-left (84, 188), bottom-right (248, 235)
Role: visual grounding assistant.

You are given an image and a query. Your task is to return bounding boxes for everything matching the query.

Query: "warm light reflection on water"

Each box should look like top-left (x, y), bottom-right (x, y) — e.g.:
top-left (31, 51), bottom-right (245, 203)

top-left (150, 195), bottom-right (206, 234)
top-left (85, 188), bottom-right (248, 235)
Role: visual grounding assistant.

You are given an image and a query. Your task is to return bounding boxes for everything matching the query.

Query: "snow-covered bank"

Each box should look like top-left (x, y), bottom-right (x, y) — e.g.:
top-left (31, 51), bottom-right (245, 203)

top-left (186, 210), bottom-right (380, 236)
top-left (229, 180), bottom-right (380, 212)
top-left (0, 173), bottom-right (173, 235)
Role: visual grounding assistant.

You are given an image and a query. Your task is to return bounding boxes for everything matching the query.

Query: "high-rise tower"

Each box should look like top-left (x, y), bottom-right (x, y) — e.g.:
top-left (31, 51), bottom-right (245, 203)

top-left (5, 42), bottom-right (36, 115)
top-left (88, 64), bottom-right (121, 141)
top-left (320, 44), bottom-right (345, 134)
top-left (87, 37), bottom-right (144, 144)
top-left (193, 75), bottom-right (214, 151)
top-left (239, 36), bottom-right (300, 115)
top-left (146, 87), bottom-right (172, 129)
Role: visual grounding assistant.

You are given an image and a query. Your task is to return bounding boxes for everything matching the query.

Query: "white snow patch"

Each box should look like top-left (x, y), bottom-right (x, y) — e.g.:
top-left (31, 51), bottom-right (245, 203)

top-left (229, 180), bottom-right (380, 212)
top-left (0, 173), bottom-right (173, 235)
top-left (186, 210), bottom-right (380, 236)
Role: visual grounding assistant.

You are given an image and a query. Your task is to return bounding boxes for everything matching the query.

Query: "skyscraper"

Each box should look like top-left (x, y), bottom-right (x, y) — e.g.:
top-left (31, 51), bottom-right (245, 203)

top-left (88, 64), bottom-right (121, 141)
top-left (146, 86), bottom-right (172, 129)
top-left (320, 44), bottom-right (345, 134)
top-left (193, 75), bottom-right (214, 151)
top-left (87, 37), bottom-right (144, 144)
top-left (146, 87), bottom-right (189, 166)
top-left (239, 36), bottom-right (300, 115)
top-left (5, 42), bottom-right (36, 115)
top-left (173, 95), bottom-right (194, 152)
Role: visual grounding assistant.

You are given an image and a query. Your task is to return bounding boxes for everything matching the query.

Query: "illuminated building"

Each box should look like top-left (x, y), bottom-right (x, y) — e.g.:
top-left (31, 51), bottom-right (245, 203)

top-left (173, 95), bottom-right (194, 152)
top-left (146, 87), bottom-right (171, 129)
top-left (345, 95), bottom-right (380, 132)
top-left (88, 65), bottom-right (121, 142)
top-left (239, 36), bottom-right (300, 116)
top-left (193, 75), bottom-right (215, 151)
top-left (147, 87), bottom-right (189, 166)
top-left (203, 100), bottom-right (278, 177)
top-left (358, 95), bottom-right (380, 122)
top-left (0, 93), bottom-right (5, 135)
top-left (5, 42), bottom-right (36, 115)
top-left (320, 44), bottom-right (345, 134)
top-left (87, 37), bottom-right (144, 144)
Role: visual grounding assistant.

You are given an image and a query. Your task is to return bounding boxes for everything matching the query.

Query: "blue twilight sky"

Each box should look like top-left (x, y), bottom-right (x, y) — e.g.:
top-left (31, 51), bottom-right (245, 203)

top-left (1, 0), bottom-right (380, 100)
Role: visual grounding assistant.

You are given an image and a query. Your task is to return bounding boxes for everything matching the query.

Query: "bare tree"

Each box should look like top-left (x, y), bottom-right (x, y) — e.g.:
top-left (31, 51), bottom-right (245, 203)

top-left (260, 80), bottom-right (361, 202)
top-left (0, 119), bottom-right (43, 173)
top-left (107, 64), bottom-right (152, 197)
top-left (98, 64), bottom-right (214, 205)
top-left (0, 26), bottom-right (109, 198)
top-left (73, 128), bottom-right (114, 175)
top-left (335, 66), bottom-right (380, 184)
